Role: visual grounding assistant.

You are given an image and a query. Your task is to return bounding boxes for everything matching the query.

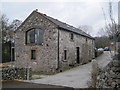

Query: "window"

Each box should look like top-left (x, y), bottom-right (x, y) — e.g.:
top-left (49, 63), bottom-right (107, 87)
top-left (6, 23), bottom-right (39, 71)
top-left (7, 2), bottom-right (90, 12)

top-left (31, 50), bottom-right (36, 59)
top-left (86, 38), bottom-right (87, 42)
top-left (26, 28), bottom-right (44, 45)
top-left (70, 33), bottom-right (74, 40)
top-left (92, 40), bottom-right (94, 44)
top-left (64, 50), bottom-right (67, 60)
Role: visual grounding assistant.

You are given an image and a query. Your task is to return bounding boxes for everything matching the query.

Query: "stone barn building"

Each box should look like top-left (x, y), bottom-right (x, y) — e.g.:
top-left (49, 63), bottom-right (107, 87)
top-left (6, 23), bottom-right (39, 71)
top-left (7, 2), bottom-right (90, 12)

top-left (15, 10), bottom-right (95, 73)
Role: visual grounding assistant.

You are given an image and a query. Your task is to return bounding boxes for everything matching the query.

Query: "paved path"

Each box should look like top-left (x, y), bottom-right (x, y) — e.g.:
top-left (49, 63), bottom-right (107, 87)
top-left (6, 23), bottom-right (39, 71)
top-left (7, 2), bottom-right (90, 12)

top-left (29, 51), bottom-right (114, 88)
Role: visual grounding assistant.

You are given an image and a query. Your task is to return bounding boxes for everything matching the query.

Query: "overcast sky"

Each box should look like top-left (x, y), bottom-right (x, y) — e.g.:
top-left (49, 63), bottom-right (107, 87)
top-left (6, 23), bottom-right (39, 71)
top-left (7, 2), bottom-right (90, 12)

top-left (1, 0), bottom-right (119, 37)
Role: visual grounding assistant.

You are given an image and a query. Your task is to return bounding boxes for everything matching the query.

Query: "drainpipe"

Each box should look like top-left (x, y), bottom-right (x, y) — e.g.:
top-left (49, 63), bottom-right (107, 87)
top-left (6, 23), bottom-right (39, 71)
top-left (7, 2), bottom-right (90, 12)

top-left (57, 29), bottom-right (60, 70)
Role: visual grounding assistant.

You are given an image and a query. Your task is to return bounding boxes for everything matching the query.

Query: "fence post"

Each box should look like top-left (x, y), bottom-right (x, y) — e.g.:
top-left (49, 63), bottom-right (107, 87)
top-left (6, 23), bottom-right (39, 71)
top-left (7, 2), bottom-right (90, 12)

top-left (27, 67), bottom-right (30, 80)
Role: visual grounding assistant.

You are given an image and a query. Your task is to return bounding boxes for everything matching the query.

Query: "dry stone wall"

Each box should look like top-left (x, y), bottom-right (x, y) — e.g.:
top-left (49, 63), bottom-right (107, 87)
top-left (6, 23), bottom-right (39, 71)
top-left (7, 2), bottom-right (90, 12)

top-left (2, 67), bottom-right (31, 80)
top-left (96, 60), bottom-right (120, 88)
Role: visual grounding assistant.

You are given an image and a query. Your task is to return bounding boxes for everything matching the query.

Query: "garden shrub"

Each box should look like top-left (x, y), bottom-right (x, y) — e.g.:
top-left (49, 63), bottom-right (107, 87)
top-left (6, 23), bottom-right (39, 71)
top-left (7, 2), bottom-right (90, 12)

top-left (117, 48), bottom-right (120, 60)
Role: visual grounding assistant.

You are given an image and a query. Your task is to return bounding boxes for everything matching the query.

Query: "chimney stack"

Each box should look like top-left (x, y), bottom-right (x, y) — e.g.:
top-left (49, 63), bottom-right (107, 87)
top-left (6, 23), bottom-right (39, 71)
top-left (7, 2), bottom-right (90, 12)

top-left (35, 9), bottom-right (38, 12)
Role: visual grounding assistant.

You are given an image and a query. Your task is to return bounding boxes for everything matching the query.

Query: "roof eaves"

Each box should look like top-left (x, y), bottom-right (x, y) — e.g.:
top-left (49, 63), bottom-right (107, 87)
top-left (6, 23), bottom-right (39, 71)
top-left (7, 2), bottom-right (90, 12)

top-left (58, 27), bottom-right (94, 40)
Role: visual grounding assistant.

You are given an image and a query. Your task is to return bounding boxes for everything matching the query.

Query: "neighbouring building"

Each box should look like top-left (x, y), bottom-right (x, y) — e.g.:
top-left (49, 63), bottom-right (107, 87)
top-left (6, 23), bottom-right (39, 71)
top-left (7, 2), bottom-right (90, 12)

top-left (109, 32), bottom-right (120, 52)
top-left (15, 10), bottom-right (95, 73)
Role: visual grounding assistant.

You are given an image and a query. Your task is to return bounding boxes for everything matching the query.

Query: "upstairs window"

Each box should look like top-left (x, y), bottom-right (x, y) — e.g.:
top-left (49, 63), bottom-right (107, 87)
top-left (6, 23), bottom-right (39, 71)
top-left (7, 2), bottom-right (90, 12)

top-left (92, 40), bottom-right (94, 44)
top-left (70, 33), bottom-right (74, 41)
top-left (86, 38), bottom-right (88, 42)
top-left (26, 28), bottom-right (44, 45)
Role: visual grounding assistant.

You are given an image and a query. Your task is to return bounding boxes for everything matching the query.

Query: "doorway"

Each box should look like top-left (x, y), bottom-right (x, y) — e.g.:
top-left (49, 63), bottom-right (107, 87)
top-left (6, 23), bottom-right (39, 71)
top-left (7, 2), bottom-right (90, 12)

top-left (76, 47), bottom-right (80, 64)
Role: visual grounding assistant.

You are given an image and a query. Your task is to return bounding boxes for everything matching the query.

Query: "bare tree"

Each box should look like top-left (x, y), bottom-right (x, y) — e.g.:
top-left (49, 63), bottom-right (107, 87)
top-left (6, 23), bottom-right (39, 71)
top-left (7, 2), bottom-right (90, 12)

top-left (8, 19), bottom-right (22, 42)
top-left (101, 1), bottom-right (118, 37)
top-left (9, 19), bottom-right (22, 31)
top-left (1, 14), bottom-right (9, 43)
top-left (97, 28), bottom-right (107, 37)
top-left (108, 1), bottom-right (118, 53)
top-left (100, 1), bottom-right (118, 54)
top-left (1, 14), bottom-right (22, 43)
top-left (95, 36), bottom-right (110, 48)
top-left (108, 1), bottom-right (118, 37)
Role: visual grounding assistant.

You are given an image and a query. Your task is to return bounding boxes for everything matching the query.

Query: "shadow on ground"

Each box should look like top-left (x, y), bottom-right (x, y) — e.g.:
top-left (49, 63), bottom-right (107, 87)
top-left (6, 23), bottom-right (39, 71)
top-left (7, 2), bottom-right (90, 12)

top-left (2, 81), bottom-right (74, 89)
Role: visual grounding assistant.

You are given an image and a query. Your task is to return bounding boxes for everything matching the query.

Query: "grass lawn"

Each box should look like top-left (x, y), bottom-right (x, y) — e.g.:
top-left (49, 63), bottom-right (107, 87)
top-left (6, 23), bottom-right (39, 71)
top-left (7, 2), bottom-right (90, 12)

top-left (31, 63), bottom-right (81, 80)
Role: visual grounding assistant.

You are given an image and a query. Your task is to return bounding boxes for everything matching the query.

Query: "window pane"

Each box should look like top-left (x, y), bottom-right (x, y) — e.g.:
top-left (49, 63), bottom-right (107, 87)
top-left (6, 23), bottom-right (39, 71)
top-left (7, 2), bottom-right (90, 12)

top-left (35, 29), bottom-right (38, 43)
top-left (35, 29), bottom-right (43, 44)
top-left (29, 29), bottom-right (35, 43)
top-left (27, 31), bottom-right (30, 43)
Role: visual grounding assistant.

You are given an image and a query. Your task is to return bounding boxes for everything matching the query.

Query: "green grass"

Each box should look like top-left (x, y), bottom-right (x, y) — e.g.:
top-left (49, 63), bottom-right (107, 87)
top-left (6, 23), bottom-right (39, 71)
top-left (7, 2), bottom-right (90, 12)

top-left (30, 71), bottom-right (55, 80)
top-left (31, 64), bottom-right (81, 76)
top-left (30, 63), bottom-right (81, 80)
top-left (60, 63), bottom-right (81, 72)
top-left (31, 71), bottom-right (55, 75)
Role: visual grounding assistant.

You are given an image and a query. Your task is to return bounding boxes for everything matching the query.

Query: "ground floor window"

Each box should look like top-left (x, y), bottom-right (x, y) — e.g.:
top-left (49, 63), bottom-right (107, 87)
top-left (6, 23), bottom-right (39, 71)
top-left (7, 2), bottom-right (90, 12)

top-left (31, 50), bottom-right (36, 60)
top-left (64, 50), bottom-right (67, 60)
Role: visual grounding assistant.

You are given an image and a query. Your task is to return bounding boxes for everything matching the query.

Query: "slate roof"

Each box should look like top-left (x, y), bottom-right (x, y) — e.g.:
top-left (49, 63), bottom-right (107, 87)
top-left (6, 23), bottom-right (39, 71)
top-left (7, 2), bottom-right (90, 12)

top-left (36, 11), bottom-right (94, 40)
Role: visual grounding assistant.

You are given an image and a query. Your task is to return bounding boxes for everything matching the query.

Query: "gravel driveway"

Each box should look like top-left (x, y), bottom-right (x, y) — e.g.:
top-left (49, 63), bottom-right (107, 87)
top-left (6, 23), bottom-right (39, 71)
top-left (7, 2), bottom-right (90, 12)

top-left (29, 51), bottom-right (114, 88)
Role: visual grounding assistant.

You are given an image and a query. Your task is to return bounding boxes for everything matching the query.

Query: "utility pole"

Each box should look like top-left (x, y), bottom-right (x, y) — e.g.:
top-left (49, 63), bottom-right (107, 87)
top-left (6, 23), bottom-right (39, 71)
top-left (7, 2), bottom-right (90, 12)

top-left (118, 1), bottom-right (120, 52)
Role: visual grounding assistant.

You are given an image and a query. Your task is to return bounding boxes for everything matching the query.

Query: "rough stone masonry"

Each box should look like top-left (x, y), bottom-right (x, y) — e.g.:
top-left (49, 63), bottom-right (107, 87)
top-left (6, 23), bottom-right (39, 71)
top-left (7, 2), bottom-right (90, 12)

top-left (15, 10), bottom-right (95, 73)
top-left (96, 60), bottom-right (120, 88)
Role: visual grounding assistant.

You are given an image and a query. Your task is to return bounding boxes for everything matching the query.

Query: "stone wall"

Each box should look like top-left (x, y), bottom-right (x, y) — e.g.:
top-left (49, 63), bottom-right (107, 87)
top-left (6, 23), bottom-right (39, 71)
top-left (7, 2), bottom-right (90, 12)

top-left (15, 10), bottom-right (95, 73)
top-left (59, 29), bottom-right (95, 67)
top-left (15, 11), bottom-right (58, 73)
top-left (2, 67), bottom-right (31, 80)
top-left (96, 60), bottom-right (120, 88)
